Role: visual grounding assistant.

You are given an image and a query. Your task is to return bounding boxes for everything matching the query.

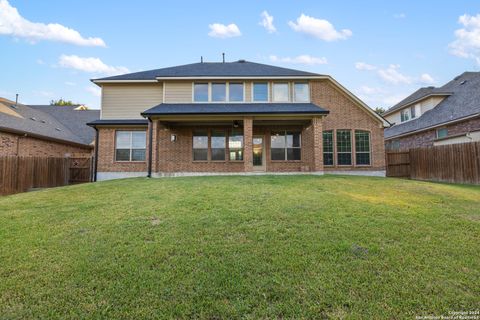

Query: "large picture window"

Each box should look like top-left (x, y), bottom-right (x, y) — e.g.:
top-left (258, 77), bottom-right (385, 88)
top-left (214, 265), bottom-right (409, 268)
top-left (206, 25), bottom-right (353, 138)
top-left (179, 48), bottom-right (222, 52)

top-left (323, 131), bottom-right (334, 165)
top-left (211, 130), bottom-right (226, 161)
top-left (271, 131), bottom-right (301, 161)
top-left (253, 82), bottom-right (268, 102)
top-left (272, 83), bottom-right (289, 102)
top-left (355, 130), bottom-right (371, 165)
top-left (193, 131), bottom-right (208, 161)
top-left (115, 131), bottom-right (146, 162)
top-left (229, 130), bottom-right (244, 160)
top-left (336, 130), bottom-right (352, 165)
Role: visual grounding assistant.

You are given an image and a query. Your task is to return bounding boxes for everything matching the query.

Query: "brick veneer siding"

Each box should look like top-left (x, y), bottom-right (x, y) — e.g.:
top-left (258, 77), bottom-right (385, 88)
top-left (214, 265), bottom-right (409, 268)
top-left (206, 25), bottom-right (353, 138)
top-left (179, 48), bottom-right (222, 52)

top-left (385, 116), bottom-right (480, 150)
top-left (0, 131), bottom-right (92, 157)
top-left (97, 127), bottom-right (148, 172)
top-left (310, 80), bottom-right (386, 171)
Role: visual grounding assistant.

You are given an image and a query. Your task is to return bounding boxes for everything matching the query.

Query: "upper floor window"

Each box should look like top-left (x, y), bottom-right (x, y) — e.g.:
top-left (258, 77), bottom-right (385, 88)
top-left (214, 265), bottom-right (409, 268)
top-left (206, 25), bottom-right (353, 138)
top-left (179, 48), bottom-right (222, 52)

top-left (400, 109), bottom-right (410, 122)
top-left (115, 131), bottom-right (146, 162)
top-left (410, 106), bottom-right (416, 119)
top-left (194, 83), bottom-right (209, 102)
top-left (294, 83), bottom-right (309, 102)
top-left (436, 128), bottom-right (448, 139)
top-left (229, 83), bottom-right (244, 102)
top-left (253, 82), bottom-right (268, 102)
top-left (212, 83), bottom-right (226, 102)
top-left (273, 83), bottom-right (289, 102)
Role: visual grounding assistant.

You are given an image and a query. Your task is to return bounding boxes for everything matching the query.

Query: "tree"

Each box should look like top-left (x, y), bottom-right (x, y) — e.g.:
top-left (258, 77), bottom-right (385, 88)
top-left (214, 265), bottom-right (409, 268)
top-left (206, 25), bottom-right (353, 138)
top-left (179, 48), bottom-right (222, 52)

top-left (374, 107), bottom-right (386, 115)
top-left (50, 98), bottom-right (77, 106)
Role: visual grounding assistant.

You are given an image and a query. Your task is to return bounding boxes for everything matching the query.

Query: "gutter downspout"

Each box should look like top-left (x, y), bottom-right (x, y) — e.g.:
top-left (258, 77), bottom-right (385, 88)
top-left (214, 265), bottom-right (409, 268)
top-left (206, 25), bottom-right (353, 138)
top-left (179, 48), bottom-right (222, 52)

top-left (147, 118), bottom-right (153, 178)
top-left (93, 127), bottom-right (99, 182)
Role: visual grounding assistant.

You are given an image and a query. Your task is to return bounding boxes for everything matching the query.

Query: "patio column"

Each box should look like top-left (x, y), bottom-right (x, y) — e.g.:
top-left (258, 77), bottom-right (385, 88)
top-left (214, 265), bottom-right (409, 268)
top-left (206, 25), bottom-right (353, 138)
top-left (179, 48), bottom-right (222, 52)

top-left (311, 117), bottom-right (324, 172)
top-left (243, 117), bottom-right (253, 172)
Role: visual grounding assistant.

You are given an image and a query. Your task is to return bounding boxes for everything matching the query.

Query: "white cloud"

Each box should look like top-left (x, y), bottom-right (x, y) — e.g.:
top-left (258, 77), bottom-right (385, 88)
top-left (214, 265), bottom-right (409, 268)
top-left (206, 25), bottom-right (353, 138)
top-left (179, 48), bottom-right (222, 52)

top-left (58, 55), bottom-right (129, 75)
top-left (355, 62), bottom-right (377, 71)
top-left (419, 73), bottom-right (435, 84)
top-left (86, 86), bottom-right (101, 97)
top-left (288, 14), bottom-right (352, 41)
top-left (394, 13), bottom-right (406, 19)
top-left (269, 54), bottom-right (327, 65)
top-left (259, 11), bottom-right (276, 33)
top-left (377, 64), bottom-right (412, 85)
top-left (65, 81), bottom-right (76, 86)
top-left (449, 14), bottom-right (480, 65)
top-left (208, 23), bottom-right (241, 38)
top-left (0, 0), bottom-right (106, 47)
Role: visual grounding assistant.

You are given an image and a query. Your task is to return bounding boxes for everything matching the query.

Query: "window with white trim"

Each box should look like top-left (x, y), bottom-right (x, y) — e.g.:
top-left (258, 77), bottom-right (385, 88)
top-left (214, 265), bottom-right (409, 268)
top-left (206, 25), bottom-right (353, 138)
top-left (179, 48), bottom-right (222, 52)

top-left (253, 82), bottom-right (268, 102)
top-left (400, 109), bottom-right (410, 122)
top-left (436, 128), bottom-right (448, 139)
top-left (272, 83), bottom-right (289, 102)
top-left (211, 83), bottom-right (226, 102)
top-left (294, 83), bottom-right (309, 102)
top-left (229, 83), bottom-right (244, 102)
top-left (194, 83), bottom-right (209, 102)
top-left (115, 131), bottom-right (146, 162)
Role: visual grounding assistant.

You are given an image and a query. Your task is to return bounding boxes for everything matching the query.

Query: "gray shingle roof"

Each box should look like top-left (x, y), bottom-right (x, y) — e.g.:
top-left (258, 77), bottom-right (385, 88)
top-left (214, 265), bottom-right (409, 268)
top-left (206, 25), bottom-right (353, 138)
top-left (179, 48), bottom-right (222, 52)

top-left (87, 119), bottom-right (148, 126)
top-left (93, 61), bottom-right (322, 81)
top-left (384, 87), bottom-right (452, 116)
top-left (141, 103), bottom-right (329, 116)
top-left (385, 72), bottom-right (480, 139)
top-left (0, 98), bottom-right (99, 146)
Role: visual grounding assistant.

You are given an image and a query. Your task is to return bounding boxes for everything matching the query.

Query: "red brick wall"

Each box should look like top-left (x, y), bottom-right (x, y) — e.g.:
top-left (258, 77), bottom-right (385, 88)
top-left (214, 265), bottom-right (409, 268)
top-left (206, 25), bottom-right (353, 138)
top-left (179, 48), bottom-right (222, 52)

top-left (311, 80), bottom-right (386, 171)
top-left (0, 131), bottom-right (91, 157)
top-left (386, 116), bottom-right (480, 150)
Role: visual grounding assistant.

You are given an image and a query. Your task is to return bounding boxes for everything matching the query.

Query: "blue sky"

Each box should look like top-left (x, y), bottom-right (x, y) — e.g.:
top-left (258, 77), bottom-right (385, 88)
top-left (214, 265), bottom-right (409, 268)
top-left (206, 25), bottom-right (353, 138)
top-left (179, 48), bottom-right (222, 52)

top-left (1, 0), bottom-right (480, 109)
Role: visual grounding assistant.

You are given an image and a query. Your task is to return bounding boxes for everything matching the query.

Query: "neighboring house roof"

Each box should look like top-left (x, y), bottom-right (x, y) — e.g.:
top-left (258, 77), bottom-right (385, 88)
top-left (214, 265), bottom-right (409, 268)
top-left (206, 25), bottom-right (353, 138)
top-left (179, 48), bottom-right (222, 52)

top-left (141, 103), bottom-right (329, 117)
top-left (0, 98), bottom-right (99, 147)
top-left (383, 87), bottom-right (452, 116)
top-left (385, 72), bottom-right (480, 139)
top-left (93, 60), bottom-right (322, 82)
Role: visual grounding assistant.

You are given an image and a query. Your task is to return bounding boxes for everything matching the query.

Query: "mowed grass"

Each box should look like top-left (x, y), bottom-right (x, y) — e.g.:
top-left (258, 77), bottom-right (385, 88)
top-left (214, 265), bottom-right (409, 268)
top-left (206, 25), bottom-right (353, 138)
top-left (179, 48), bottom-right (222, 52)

top-left (0, 175), bottom-right (479, 319)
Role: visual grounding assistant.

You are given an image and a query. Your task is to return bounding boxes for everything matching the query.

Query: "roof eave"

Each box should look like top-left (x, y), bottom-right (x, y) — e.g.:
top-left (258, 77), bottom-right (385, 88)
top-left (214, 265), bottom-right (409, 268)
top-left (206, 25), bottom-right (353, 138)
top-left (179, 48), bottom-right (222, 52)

top-left (383, 93), bottom-right (453, 116)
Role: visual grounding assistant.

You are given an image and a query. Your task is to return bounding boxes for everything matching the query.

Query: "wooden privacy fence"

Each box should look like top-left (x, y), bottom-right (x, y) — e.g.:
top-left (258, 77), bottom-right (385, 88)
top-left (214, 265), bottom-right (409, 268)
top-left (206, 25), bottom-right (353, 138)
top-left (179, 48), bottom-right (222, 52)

top-left (0, 156), bottom-right (93, 195)
top-left (386, 141), bottom-right (480, 184)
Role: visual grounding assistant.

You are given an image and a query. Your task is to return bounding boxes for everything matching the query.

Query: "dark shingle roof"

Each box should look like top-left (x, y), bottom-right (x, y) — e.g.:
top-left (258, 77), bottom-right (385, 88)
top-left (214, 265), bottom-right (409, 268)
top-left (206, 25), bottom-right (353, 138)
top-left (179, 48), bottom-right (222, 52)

top-left (0, 98), bottom-right (99, 146)
top-left (29, 105), bottom-right (99, 145)
top-left (384, 87), bottom-right (452, 116)
top-left (142, 103), bottom-right (328, 116)
top-left (385, 72), bottom-right (480, 139)
top-left (93, 61), bottom-right (322, 81)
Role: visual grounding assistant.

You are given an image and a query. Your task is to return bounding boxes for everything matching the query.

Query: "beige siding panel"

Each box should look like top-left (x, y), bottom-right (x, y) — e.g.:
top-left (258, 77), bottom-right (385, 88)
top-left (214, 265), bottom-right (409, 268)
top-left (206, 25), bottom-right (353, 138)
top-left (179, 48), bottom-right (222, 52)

top-left (245, 82), bottom-right (251, 102)
top-left (101, 83), bottom-right (163, 119)
top-left (164, 81), bottom-right (192, 103)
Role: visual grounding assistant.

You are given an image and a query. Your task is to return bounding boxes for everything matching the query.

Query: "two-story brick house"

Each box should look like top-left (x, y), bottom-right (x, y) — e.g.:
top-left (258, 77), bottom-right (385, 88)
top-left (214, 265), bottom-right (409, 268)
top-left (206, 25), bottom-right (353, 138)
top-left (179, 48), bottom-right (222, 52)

top-left (88, 60), bottom-right (388, 180)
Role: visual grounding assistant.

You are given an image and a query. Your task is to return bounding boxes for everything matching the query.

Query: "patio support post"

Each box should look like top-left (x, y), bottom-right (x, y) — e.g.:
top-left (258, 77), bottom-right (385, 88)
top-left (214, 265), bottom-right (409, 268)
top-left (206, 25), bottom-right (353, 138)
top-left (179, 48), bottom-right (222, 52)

top-left (243, 117), bottom-right (253, 172)
top-left (147, 118), bottom-right (153, 178)
top-left (311, 117), bottom-right (324, 172)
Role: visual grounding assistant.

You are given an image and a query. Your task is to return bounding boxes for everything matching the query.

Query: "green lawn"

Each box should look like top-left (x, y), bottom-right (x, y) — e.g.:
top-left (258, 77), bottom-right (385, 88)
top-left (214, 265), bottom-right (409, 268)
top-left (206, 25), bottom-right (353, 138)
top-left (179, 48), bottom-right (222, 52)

top-left (0, 175), bottom-right (479, 319)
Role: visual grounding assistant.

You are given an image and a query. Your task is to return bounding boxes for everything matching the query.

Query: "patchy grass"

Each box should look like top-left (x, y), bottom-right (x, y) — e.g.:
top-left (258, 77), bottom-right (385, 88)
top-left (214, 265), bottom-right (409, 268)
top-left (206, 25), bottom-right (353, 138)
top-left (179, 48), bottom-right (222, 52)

top-left (0, 175), bottom-right (479, 319)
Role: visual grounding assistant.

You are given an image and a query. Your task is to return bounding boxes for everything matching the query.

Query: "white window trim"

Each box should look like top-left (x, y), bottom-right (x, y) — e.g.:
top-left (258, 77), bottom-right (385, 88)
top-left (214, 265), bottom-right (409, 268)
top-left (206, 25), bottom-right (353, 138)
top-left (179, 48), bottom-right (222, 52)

top-left (272, 82), bottom-right (290, 103)
top-left (251, 81), bottom-right (270, 103)
top-left (436, 127), bottom-right (448, 139)
top-left (293, 82), bottom-right (310, 103)
top-left (192, 82), bottom-right (246, 103)
top-left (115, 130), bottom-right (147, 162)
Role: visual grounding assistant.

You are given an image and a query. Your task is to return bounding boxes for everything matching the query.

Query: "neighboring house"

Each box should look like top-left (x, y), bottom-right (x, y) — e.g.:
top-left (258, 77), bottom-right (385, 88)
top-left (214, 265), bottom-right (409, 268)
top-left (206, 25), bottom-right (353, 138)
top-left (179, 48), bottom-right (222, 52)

top-left (384, 72), bottom-right (480, 150)
top-left (0, 97), bottom-right (99, 157)
top-left (88, 60), bottom-right (388, 180)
